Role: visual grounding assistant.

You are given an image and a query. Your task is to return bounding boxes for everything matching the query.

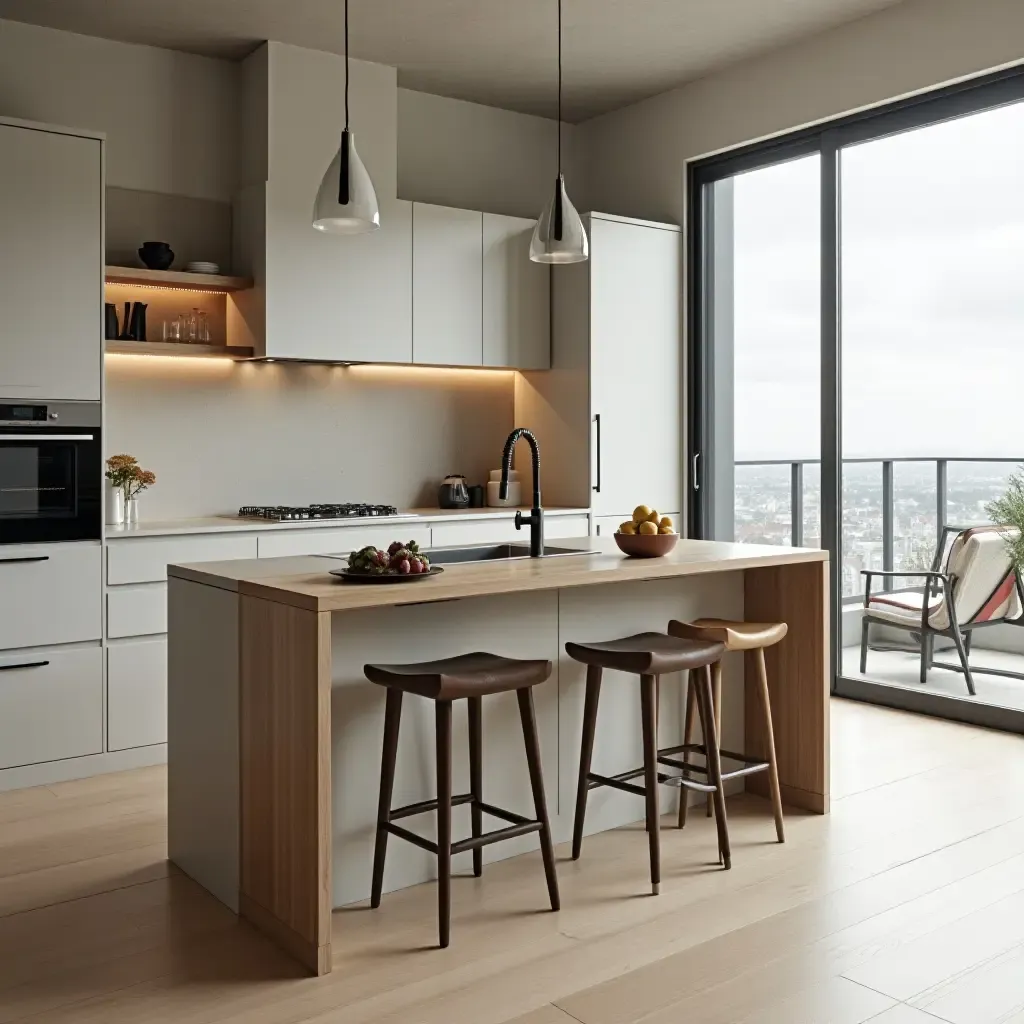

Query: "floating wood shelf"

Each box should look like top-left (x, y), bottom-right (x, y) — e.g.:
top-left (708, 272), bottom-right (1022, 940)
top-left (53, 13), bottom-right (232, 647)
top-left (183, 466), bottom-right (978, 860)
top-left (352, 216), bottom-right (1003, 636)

top-left (105, 340), bottom-right (254, 360)
top-left (104, 266), bottom-right (254, 293)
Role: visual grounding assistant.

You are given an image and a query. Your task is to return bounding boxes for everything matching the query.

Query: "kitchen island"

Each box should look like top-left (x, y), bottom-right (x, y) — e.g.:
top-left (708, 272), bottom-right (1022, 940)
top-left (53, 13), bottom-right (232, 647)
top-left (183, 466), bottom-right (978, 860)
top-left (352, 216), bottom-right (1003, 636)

top-left (166, 537), bottom-right (828, 975)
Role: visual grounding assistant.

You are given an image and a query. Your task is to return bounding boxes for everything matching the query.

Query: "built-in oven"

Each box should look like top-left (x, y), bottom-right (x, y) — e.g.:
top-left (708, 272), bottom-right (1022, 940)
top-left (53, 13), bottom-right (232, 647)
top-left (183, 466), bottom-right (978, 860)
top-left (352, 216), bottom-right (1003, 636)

top-left (0, 402), bottom-right (101, 545)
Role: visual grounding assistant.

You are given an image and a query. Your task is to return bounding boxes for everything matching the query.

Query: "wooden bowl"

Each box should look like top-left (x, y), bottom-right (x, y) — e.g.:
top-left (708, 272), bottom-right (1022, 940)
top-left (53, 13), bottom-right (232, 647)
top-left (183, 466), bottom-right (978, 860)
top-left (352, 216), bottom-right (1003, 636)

top-left (613, 531), bottom-right (679, 558)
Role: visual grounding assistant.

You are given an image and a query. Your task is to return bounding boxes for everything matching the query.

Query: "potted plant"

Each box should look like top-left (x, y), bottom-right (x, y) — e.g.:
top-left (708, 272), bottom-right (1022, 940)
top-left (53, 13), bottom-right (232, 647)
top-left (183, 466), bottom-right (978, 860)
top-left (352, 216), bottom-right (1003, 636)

top-left (105, 454), bottom-right (156, 525)
top-left (986, 470), bottom-right (1024, 573)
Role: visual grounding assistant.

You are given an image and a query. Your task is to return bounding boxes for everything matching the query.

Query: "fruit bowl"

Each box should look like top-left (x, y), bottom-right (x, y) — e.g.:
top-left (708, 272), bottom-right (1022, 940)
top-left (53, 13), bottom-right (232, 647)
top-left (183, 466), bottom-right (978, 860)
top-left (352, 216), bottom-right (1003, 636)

top-left (614, 531), bottom-right (679, 558)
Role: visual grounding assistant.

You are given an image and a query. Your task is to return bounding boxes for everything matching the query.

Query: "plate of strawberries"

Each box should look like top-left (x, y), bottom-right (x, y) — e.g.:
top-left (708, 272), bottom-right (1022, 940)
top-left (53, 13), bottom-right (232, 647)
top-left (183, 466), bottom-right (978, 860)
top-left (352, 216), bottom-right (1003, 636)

top-left (330, 540), bottom-right (444, 584)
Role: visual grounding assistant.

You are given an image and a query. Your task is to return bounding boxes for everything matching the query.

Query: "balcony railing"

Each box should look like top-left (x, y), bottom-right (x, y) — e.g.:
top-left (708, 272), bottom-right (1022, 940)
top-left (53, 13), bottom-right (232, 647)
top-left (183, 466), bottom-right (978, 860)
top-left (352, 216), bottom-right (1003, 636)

top-left (734, 457), bottom-right (1022, 596)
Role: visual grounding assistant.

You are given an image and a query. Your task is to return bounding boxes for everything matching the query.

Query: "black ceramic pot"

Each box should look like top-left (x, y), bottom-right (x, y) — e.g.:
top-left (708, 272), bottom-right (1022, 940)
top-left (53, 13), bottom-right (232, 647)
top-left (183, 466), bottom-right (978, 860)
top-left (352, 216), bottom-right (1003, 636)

top-left (138, 241), bottom-right (174, 271)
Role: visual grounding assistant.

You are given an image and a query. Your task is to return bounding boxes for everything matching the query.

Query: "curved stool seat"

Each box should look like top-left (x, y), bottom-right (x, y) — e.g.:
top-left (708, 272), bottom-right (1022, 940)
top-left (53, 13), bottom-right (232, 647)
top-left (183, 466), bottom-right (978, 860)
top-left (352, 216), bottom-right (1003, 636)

top-left (669, 618), bottom-right (788, 842)
top-left (365, 652), bottom-right (552, 699)
top-left (566, 632), bottom-right (731, 895)
top-left (365, 651), bottom-right (559, 948)
top-left (565, 633), bottom-right (724, 676)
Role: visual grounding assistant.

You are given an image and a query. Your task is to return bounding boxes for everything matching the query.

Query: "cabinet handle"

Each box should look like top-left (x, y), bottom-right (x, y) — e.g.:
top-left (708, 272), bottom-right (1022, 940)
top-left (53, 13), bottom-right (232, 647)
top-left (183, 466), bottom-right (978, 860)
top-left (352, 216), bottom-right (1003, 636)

top-left (692, 452), bottom-right (701, 492)
top-left (0, 660), bottom-right (49, 672)
top-left (0, 555), bottom-right (49, 564)
top-left (1, 435), bottom-right (94, 442)
top-left (593, 414), bottom-right (602, 493)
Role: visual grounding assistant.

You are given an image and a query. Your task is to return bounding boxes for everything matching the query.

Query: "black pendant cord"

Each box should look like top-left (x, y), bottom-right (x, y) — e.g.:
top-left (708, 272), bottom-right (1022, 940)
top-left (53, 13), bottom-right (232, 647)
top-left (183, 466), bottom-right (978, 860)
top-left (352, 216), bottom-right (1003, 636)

top-left (553, 0), bottom-right (564, 241)
top-left (338, 0), bottom-right (351, 205)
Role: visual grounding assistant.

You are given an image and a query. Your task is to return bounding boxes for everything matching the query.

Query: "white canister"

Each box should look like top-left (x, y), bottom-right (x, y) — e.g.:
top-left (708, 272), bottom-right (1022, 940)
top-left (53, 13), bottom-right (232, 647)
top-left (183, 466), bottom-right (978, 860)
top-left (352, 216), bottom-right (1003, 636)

top-left (487, 469), bottom-right (522, 507)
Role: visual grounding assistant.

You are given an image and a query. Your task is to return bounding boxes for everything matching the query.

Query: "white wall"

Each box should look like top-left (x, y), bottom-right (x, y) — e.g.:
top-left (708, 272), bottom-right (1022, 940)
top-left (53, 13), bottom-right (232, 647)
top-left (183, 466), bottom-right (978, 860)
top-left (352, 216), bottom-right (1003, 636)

top-left (104, 359), bottom-right (515, 517)
top-left (0, 18), bottom-right (237, 201)
top-left (580, 0), bottom-right (1024, 224)
top-left (398, 89), bottom-right (584, 219)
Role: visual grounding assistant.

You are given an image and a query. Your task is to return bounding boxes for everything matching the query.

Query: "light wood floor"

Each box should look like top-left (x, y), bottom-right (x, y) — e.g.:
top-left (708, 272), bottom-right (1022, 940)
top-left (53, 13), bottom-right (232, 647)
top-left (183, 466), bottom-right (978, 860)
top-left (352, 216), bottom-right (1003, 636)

top-left (2, 698), bottom-right (1023, 1024)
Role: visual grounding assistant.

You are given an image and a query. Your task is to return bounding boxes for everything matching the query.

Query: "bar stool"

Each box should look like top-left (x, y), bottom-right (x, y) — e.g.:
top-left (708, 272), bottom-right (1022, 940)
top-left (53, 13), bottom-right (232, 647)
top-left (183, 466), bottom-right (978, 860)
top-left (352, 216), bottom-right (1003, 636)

top-left (566, 633), bottom-right (729, 894)
top-left (669, 619), bottom-right (788, 843)
top-left (365, 652), bottom-right (559, 948)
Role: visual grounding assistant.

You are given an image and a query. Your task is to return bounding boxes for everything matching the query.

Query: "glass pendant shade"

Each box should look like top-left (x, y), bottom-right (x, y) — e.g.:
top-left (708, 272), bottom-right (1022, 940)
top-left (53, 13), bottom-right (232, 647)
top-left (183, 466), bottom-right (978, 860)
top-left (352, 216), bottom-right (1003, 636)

top-left (312, 129), bottom-right (380, 234)
top-left (531, 174), bottom-right (588, 264)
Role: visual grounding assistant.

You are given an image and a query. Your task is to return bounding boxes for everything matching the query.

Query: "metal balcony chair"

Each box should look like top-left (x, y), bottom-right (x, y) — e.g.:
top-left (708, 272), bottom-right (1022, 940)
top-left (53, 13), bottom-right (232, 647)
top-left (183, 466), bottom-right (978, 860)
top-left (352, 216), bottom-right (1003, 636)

top-left (860, 525), bottom-right (1024, 695)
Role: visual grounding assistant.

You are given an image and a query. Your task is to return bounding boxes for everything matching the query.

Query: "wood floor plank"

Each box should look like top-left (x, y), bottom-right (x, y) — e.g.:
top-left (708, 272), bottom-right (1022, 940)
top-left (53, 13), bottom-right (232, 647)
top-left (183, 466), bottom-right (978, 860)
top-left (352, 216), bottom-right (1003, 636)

top-left (910, 941), bottom-right (1024, 1023)
top-left (864, 1007), bottom-right (950, 1024)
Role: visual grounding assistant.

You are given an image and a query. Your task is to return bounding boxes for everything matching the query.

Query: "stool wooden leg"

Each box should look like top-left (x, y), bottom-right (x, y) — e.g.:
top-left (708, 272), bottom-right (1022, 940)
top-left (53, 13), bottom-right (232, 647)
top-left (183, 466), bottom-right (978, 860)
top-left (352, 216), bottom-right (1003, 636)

top-left (639, 673), bottom-right (661, 895)
top-left (754, 647), bottom-right (785, 843)
top-left (468, 696), bottom-right (484, 878)
top-left (371, 687), bottom-right (403, 909)
top-left (517, 687), bottom-right (560, 912)
top-left (678, 669), bottom-right (696, 829)
top-left (695, 664), bottom-right (731, 870)
top-left (436, 700), bottom-right (453, 948)
top-left (706, 660), bottom-right (722, 818)
top-left (573, 665), bottom-right (602, 860)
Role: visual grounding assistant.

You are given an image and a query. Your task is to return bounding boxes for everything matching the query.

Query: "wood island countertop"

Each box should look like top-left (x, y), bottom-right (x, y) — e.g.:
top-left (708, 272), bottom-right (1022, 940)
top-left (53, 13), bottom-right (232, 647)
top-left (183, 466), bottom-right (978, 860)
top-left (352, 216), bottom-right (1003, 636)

top-left (168, 536), bottom-right (827, 613)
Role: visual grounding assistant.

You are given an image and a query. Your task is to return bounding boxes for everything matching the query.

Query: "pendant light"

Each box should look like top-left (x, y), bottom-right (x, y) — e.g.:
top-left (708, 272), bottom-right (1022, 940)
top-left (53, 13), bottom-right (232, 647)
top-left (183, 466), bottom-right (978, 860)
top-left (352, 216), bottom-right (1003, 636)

top-left (530, 0), bottom-right (588, 263)
top-left (312, 0), bottom-right (380, 234)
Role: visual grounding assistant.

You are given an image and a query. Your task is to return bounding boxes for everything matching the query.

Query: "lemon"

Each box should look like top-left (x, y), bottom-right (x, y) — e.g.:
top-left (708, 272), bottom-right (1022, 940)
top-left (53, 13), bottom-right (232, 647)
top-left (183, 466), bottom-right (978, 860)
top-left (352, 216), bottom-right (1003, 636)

top-left (619, 522), bottom-right (637, 536)
top-left (632, 504), bottom-right (652, 524)
top-left (638, 520), bottom-right (658, 536)
top-left (658, 526), bottom-right (674, 535)
top-left (647, 509), bottom-right (661, 524)
top-left (659, 516), bottom-right (674, 531)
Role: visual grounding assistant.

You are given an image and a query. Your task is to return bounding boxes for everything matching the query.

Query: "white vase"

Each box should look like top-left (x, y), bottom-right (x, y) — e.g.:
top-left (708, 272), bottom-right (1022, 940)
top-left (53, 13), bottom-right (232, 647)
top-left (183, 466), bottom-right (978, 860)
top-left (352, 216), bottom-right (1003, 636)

top-left (107, 484), bottom-right (125, 525)
top-left (125, 497), bottom-right (140, 525)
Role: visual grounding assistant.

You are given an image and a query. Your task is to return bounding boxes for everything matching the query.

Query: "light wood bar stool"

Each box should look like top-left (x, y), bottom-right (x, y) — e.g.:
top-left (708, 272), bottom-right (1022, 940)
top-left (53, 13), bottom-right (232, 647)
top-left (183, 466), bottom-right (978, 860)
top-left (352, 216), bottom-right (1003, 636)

top-left (566, 632), bottom-right (729, 894)
top-left (668, 618), bottom-right (788, 843)
top-left (365, 652), bottom-right (559, 948)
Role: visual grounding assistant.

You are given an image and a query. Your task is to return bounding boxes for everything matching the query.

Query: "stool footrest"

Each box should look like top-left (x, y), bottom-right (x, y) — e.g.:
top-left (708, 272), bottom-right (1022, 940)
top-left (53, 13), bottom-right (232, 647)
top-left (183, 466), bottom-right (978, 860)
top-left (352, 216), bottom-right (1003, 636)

top-left (659, 742), bottom-right (770, 781)
top-left (451, 820), bottom-right (542, 855)
top-left (385, 822), bottom-right (440, 856)
top-left (390, 792), bottom-right (473, 821)
top-left (587, 766), bottom-right (717, 797)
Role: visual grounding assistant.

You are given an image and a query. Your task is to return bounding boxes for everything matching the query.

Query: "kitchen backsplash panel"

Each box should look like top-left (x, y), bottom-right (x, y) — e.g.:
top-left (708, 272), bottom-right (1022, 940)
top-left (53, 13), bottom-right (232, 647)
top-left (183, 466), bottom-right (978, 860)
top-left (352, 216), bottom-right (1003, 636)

top-left (104, 359), bottom-right (515, 518)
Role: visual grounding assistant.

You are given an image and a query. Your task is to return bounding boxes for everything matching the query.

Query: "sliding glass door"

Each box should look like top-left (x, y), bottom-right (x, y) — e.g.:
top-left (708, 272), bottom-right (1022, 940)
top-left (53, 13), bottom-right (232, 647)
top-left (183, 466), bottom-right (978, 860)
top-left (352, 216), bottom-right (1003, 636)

top-left (690, 70), bottom-right (1024, 732)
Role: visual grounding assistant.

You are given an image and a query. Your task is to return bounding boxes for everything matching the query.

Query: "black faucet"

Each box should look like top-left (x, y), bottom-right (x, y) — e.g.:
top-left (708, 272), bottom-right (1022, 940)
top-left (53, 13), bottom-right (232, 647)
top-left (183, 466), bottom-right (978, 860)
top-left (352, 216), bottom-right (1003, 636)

top-left (499, 428), bottom-right (544, 557)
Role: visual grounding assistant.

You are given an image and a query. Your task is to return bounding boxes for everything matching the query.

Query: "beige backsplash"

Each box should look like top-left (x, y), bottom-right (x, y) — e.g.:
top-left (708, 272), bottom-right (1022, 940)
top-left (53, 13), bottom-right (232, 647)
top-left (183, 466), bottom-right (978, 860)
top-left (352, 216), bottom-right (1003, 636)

top-left (104, 358), bottom-right (516, 519)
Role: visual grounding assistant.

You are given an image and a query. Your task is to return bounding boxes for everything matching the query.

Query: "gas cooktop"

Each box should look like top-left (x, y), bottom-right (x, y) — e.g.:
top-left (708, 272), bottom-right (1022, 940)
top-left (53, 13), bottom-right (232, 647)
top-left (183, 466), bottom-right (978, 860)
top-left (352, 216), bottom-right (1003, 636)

top-left (236, 504), bottom-right (417, 522)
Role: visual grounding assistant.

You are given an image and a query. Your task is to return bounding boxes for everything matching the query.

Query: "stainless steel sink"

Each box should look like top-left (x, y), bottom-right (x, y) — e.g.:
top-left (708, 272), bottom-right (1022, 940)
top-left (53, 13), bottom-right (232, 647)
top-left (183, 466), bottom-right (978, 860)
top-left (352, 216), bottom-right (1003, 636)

top-left (422, 543), bottom-right (597, 564)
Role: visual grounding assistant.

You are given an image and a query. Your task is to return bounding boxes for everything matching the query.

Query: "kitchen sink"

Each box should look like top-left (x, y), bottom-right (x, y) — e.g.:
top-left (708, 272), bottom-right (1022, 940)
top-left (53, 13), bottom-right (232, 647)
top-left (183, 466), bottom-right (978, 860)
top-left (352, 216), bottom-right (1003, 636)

top-left (422, 543), bottom-right (597, 564)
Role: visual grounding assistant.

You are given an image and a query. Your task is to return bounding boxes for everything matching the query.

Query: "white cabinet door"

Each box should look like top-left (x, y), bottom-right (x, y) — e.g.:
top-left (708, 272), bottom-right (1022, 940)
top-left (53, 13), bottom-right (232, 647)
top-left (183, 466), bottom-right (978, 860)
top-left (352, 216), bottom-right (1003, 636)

top-left (107, 584), bottom-right (167, 638)
top-left (483, 214), bottom-right (550, 369)
top-left (590, 218), bottom-right (682, 519)
top-left (413, 204), bottom-right (482, 366)
top-left (107, 637), bottom-right (167, 751)
top-left (0, 125), bottom-right (101, 401)
top-left (265, 191), bottom-right (412, 363)
top-left (0, 645), bottom-right (103, 769)
top-left (257, 524), bottom-right (432, 559)
top-left (0, 543), bottom-right (101, 650)
top-left (106, 534), bottom-right (258, 584)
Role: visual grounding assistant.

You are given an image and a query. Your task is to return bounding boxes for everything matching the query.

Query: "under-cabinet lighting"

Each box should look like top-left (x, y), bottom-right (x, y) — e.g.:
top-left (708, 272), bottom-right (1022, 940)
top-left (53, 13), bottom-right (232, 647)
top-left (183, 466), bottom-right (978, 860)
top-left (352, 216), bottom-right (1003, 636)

top-left (105, 282), bottom-right (229, 296)
top-left (345, 364), bottom-right (516, 383)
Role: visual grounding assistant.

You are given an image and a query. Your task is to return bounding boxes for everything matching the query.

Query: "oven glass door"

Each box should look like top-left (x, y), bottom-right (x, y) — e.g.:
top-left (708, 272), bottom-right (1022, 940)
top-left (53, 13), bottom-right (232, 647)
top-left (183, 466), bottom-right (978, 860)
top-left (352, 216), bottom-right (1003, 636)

top-left (0, 428), bottom-right (101, 544)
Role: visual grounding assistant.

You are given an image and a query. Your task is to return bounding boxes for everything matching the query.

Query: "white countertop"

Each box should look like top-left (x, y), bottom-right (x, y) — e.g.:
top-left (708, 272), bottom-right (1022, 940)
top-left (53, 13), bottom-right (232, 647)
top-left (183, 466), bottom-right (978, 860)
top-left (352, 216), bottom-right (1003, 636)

top-left (104, 506), bottom-right (590, 539)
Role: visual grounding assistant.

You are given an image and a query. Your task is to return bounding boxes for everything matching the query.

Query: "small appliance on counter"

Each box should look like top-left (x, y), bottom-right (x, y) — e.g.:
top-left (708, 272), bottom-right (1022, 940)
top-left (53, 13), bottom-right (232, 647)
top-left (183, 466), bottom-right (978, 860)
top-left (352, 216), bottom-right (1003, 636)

top-left (487, 468), bottom-right (521, 507)
top-left (437, 474), bottom-right (470, 509)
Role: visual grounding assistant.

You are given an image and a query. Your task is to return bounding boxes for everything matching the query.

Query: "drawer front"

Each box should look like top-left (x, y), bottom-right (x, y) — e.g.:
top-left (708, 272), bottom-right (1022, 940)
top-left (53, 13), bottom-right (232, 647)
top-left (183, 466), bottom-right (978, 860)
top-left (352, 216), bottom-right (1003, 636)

top-left (107, 637), bottom-right (167, 751)
top-left (107, 534), bottom-right (258, 584)
top-left (544, 515), bottom-right (591, 540)
top-left (0, 645), bottom-right (103, 769)
top-left (107, 584), bottom-right (167, 639)
top-left (257, 524), bottom-right (432, 559)
top-left (0, 543), bottom-right (101, 650)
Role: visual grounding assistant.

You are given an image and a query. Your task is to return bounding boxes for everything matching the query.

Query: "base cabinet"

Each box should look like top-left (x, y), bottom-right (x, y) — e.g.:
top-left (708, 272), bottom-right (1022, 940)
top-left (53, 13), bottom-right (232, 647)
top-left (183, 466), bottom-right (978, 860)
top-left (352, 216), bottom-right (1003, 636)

top-left (0, 645), bottom-right (103, 769)
top-left (107, 638), bottom-right (167, 751)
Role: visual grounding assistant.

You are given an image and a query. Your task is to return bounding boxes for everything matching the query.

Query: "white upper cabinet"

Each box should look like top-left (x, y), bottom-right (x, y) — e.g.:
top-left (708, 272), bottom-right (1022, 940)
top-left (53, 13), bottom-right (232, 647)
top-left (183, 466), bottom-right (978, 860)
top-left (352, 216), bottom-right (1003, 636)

top-left (483, 214), bottom-right (550, 370)
top-left (0, 122), bottom-right (101, 400)
top-left (589, 216), bottom-right (682, 519)
top-left (412, 204), bottom-right (483, 366)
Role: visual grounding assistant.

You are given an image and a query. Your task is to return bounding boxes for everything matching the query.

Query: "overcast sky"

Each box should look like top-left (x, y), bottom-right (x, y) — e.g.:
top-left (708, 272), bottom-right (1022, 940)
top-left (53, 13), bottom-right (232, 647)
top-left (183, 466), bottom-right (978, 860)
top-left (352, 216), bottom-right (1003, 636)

top-left (730, 100), bottom-right (1024, 462)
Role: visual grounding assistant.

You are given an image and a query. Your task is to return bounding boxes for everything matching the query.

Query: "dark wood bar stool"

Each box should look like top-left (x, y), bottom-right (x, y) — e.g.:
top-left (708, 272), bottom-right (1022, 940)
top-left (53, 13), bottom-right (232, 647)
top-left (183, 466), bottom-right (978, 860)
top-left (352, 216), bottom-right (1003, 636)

top-left (364, 652), bottom-right (559, 948)
top-left (669, 619), bottom-right (788, 843)
top-left (566, 633), bottom-right (729, 894)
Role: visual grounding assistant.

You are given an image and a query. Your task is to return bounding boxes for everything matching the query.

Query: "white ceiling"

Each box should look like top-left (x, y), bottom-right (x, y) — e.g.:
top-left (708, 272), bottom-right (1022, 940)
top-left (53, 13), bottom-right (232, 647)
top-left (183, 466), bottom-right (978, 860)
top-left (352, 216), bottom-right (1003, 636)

top-left (0, 0), bottom-right (909, 121)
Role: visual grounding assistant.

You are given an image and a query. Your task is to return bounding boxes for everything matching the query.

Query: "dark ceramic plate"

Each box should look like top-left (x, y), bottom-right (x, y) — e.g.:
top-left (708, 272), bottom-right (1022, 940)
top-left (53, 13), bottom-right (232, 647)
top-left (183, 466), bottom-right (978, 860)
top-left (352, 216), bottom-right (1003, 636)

top-left (329, 566), bottom-right (445, 584)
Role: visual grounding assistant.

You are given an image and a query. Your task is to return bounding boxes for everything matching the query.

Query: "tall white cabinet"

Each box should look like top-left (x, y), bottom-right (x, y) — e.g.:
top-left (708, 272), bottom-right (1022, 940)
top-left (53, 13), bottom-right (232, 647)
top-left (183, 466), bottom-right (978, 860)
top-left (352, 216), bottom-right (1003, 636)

top-left (0, 119), bottom-right (102, 401)
top-left (517, 213), bottom-right (682, 521)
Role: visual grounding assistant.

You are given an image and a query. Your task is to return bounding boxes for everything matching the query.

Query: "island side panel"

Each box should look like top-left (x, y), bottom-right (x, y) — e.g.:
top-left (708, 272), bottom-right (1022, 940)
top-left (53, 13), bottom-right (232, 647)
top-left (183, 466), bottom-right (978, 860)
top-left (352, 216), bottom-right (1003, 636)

top-left (239, 595), bottom-right (333, 976)
top-left (743, 559), bottom-right (830, 813)
top-left (167, 576), bottom-right (241, 912)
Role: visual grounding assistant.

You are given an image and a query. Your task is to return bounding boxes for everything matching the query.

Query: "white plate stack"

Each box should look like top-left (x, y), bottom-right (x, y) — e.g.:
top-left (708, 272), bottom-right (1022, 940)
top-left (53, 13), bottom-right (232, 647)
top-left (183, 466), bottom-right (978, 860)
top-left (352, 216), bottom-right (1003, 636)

top-left (185, 261), bottom-right (220, 274)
